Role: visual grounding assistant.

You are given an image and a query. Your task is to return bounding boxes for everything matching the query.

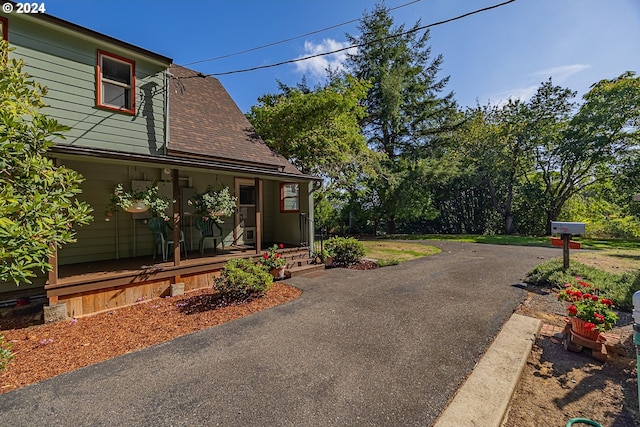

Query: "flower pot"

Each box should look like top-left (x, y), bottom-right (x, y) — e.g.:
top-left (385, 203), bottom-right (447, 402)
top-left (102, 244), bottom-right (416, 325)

top-left (124, 200), bottom-right (149, 213)
top-left (270, 266), bottom-right (286, 279)
top-left (570, 317), bottom-right (601, 341)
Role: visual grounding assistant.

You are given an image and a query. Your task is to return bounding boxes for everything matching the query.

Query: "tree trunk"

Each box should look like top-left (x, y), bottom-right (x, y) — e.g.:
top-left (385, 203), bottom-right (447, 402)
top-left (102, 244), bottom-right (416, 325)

top-left (505, 214), bottom-right (515, 235)
top-left (385, 217), bottom-right (396, 235)
top-left (545, 208), bottom-right (561, 235)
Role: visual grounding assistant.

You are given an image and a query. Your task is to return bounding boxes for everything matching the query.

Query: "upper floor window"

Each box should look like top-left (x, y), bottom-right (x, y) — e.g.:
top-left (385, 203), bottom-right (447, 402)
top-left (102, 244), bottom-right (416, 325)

top-left (0, 17), bottom-right (8, 41)
top-left (280, 183), bottom-right (300, 213)
top-left (97, 50), bottom-right (135, 114)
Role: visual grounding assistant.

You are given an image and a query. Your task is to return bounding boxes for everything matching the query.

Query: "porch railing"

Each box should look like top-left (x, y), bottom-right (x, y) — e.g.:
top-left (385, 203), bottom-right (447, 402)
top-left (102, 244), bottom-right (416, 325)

top-left (299, 213), bottom-right (311, 248)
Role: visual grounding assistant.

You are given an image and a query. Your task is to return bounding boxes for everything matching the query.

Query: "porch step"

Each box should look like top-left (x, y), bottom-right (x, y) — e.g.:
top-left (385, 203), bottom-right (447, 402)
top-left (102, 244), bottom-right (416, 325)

top-left (282, 248), bottom-right (313, 269)
top-left (285, 263), bottom-right (325, 278)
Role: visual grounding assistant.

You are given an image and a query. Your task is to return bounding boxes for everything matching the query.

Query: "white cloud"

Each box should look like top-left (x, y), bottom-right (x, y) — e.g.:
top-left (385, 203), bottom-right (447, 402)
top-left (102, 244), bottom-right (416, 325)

top-left (488, 85), bottom-right (539, 107)
top-left (487, 64), bottom-right (591, 106)
top-left (293, 38), bottom-right (357, 79)
top-left (532, 64), bottom-right (591, 83)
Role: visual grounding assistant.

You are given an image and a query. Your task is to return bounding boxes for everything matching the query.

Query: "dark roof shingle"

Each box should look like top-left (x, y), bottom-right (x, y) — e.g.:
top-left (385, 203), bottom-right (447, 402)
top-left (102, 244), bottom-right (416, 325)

top-left (168, 64), bottom-right (301, 176)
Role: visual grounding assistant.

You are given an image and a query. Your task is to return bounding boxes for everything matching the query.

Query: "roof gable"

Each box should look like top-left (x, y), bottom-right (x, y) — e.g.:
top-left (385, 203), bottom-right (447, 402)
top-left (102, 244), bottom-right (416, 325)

top-left (168, 65), bottom-right (301, 175)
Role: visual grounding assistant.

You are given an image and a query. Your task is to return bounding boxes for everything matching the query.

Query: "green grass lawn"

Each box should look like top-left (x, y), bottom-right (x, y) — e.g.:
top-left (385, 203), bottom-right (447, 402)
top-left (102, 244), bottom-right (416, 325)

top-left (372, 234), bottom-right (640, 310)
top-left (360, 240), bottom-right (440, 266)
top-left (385, 233), bottom-right (640, 251)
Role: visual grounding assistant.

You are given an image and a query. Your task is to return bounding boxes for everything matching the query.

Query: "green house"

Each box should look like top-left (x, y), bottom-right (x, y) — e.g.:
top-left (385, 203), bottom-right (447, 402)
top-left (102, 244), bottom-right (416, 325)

top-left (0, 10), bottom-right (320, 318)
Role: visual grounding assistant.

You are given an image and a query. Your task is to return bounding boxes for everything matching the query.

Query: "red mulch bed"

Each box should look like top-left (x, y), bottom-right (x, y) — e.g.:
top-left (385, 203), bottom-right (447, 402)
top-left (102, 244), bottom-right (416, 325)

top-left (348, 260), bottom-right (379, 270)
top-left (0, 283), bottom-right (301, 394)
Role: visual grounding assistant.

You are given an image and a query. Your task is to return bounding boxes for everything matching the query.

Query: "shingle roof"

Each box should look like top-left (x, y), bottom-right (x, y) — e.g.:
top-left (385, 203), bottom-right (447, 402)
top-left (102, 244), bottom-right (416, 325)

top-left (168, 64), bottom-right (302, 176)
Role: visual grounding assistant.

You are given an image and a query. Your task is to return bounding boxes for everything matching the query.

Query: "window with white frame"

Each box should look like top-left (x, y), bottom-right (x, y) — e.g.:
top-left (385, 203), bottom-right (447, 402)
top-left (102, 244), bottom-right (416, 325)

top-left (97, 50), bottom-right (135, 114)
top-left (280, 183), bottom-right (300, 213)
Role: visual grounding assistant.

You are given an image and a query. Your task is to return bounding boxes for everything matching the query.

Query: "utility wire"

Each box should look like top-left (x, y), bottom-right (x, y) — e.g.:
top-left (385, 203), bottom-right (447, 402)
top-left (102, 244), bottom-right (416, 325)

top-left (181, 0), bottom-right (516, 78)
top-left (183, 0), bottom-right (422, 66)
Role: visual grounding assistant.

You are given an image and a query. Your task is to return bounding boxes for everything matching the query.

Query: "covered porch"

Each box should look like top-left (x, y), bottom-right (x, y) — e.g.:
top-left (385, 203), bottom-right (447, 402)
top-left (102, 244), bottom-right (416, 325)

top-left (45, 244), bottom-right (316, 318)
top-left (29, 149), bottom-right (320, 319)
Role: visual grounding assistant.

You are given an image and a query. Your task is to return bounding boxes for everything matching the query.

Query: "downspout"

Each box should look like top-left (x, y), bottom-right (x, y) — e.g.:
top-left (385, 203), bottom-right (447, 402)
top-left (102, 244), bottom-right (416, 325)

top-left (164, 70), bottom-right (172, 155)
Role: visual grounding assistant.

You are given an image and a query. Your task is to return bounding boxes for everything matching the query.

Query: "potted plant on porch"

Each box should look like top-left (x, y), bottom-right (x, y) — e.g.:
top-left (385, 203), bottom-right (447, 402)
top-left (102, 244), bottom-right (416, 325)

top-left (259, 243), bottom-right (286, 279)
top-left (188, 185), bottom-right (237, 223)
top-left (105, 183), bottom-right (171, 221)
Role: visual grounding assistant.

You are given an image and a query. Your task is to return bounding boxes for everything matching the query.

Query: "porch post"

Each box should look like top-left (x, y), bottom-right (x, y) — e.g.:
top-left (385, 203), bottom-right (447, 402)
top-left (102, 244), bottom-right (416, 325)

top-left (255, 177), bottom-right (262, 254)
top-left (308, 181), bottom-right (315, 251)
top-left (172, 169), bottom-right (181, 266)
top-left (47, 245), bottom-right (59, 304)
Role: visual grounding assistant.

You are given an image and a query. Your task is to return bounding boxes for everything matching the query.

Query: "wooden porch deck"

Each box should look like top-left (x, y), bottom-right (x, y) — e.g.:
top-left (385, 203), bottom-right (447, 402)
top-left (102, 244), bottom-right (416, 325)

top-left (40, 245), bottom-right (312, 318)
top-left (47, 245), bottom-right (309, 296)
top-left (55, 246), bottom-right (256, 286)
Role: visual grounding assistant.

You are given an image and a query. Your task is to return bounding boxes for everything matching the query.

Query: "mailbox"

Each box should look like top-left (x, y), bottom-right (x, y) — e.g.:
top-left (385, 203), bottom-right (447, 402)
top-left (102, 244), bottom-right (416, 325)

top-left (550, 221), bottom-right (585, 236)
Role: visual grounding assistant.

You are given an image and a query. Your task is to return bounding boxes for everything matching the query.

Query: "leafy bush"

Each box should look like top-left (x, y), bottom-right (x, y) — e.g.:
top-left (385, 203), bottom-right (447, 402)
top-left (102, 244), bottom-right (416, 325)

top-left (325, 237), bottom-right (365, 266)
top-left (214, 258), bottom-right (273, 302)
top-left (526, 259), bottom-right (638, 311)
top-left (0, 335), bottom-right (13, 371)
top-left (376, 258), bottom-right (399, 267)
top-left (0, 41), bottom-right (93, 285)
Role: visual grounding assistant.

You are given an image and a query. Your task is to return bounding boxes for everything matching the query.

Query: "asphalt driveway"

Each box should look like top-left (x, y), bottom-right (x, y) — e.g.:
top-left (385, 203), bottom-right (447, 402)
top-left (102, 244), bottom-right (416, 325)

top-left (0, 241), bottom-right (558, 426)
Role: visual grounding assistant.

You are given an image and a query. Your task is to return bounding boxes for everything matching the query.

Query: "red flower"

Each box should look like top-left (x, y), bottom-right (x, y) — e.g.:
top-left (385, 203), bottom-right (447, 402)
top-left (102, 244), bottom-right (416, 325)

top-left (600, 298), bottom-right (613, 306)
top-left (263, 253), bottom-right (269, 259)
top-left (567, 305), bottom-right (578, 315)
top-left (278, 243), bottom-right (284, 249)
top-left (594, 313), bottom-right (605, 323)
top-left (275, 253), bottom-right (281, 258)
top-left (584, 322), bottom-right (597, 332)
top-left (591, 295), bottom-right (599, 302)
top-left (578, 281), bottom-right (590, 287)
top-left (583, 293), bottom-right (593, 300)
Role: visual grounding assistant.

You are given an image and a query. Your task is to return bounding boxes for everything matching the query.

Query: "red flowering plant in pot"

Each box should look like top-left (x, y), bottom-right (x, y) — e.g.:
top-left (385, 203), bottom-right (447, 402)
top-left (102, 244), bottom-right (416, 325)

top-left (259, 243), bottom-right (286, 278)
top-left (557, 277), bottom-right (619, 340)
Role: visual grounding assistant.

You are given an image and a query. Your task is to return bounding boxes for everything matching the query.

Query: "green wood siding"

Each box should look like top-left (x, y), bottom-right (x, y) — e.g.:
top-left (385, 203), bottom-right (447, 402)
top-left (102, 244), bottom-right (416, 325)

top-left (5, 14), bottom-right (168, 155)
top-left (262, 179), bottom-right (311, 247)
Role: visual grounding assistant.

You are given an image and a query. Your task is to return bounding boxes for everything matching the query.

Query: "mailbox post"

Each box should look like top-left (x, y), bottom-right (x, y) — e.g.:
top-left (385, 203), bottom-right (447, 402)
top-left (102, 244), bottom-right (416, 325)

top-left (550, 221), bottom-right (586, 269)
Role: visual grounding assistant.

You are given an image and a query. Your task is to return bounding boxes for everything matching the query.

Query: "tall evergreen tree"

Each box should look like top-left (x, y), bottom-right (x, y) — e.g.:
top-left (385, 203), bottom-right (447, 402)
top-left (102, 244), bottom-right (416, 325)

top-left (345, 3), bottom-right (458, 233)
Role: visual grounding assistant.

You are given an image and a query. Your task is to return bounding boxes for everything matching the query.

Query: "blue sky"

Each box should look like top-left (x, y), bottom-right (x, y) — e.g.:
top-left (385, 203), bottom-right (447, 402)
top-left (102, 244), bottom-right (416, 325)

top-left (34, 0), bottom-right (640, 113)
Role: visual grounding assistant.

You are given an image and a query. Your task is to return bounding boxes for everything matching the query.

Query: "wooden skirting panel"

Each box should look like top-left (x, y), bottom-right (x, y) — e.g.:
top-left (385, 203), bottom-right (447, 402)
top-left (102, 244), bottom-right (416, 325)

top-left (50, 247), bottom-right (309, 318)
top-left (59, 269), bottom-right (221, 318)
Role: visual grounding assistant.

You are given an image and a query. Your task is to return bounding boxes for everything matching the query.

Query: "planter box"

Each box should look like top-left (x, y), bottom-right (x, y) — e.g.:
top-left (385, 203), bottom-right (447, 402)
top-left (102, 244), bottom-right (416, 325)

top-left (550, 237), bottom-right (581, 249)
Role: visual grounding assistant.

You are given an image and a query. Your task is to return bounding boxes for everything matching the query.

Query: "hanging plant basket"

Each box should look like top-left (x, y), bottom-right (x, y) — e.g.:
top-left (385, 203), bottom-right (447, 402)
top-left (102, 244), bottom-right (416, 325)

top-left (124, 201), bottom-right (150, 213)
top-left (189, 185), bottom-right (237, 224)
top-left (105, 183), bottom-right (171, 220)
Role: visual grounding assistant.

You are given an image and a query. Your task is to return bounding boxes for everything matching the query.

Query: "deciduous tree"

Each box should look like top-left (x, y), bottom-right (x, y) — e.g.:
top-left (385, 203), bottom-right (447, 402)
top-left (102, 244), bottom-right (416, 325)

top-left (0, 43), bottom-right (93, 284)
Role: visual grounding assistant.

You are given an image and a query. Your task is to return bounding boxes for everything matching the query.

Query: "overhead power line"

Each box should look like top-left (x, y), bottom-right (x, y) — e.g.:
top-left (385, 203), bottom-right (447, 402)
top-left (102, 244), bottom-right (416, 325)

top-left (181, 0), bottom-right (516, 78)
top-left (183, 0), bottom-right (422, 66)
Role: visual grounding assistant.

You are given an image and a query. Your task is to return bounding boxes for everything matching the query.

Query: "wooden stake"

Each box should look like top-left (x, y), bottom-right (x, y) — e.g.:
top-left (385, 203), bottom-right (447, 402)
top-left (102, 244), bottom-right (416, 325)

top-left (562, 233), bottom-right (571, 269)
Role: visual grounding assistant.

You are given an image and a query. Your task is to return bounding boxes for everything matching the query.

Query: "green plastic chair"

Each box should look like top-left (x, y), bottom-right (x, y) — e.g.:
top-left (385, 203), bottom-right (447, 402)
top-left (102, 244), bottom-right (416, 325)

top-left (148, 217), bottom-right (186, 262)
top-left (195, 217), bottom-right (224, 255)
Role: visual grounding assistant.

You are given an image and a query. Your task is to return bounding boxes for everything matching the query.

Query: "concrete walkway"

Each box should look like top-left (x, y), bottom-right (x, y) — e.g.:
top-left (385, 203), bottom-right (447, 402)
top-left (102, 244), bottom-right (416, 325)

top-left (0, 242), bottom-right (557, 426)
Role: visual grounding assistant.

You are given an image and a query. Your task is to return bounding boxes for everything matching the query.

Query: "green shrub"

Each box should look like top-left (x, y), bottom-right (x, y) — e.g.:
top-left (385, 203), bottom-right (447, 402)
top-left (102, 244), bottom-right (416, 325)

top-left (325, 237), bottom-right (365, 266)
top-left (376, 258), bottom-right (399, 267)
top-left (0, 335), bottom-right (13, 371)
top-left (526, 259), bottom-right (638, 311)
top-left (214, 258), bottom-right (273, 302)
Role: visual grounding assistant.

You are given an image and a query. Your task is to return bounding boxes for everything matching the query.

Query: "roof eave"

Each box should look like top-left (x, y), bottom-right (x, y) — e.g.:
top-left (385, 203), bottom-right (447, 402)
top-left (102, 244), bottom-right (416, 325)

top-left (50, 145), bottom-right (321, 181)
